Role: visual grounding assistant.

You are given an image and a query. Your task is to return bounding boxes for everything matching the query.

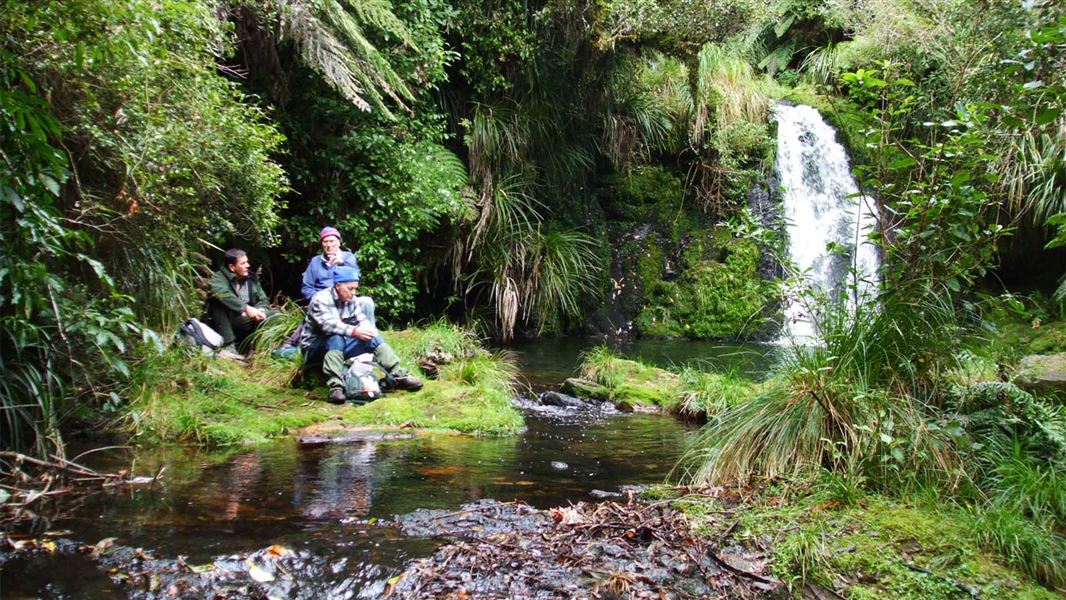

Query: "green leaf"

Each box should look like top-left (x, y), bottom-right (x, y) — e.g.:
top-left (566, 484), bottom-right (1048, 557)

top-left (946, 277), bottom-right (961, 292)
top-left (888, 157), bottom-right (917, 170)
top-left (1036, 108), bottom-right (1061, 125)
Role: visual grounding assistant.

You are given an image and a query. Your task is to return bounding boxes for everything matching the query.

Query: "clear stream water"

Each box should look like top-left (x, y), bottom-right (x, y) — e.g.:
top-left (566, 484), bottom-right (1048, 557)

top-left (2, 339), bottom-right (776, 598)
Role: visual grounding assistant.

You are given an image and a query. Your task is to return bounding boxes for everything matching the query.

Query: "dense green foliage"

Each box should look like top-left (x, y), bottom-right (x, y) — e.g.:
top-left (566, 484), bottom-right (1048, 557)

top-left (1, 0), bottom-right (286, 454)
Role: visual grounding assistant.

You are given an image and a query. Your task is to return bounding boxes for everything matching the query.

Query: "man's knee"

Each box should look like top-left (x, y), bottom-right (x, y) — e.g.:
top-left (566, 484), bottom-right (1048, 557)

top-left (325, 334), bottom-right (347, 352)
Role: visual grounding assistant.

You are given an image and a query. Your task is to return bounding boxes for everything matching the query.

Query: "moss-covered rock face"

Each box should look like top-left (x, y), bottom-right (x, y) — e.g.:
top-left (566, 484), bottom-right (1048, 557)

top-left (635, 235), bottom-right (773, 339)
top-left (595, 165), bottom-right (777, 340)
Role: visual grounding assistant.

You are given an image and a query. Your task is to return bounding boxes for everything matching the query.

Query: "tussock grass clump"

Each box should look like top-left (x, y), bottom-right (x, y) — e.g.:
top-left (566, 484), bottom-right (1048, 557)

top-left (680, 290), bottom-right (966, 489)
top-left (124, 349), bottom-right (328, 447)
top-left (248, 299), bottom-right (306, 387)
top-left (678, 365), bottom-right (758, 416)
top-left (680, 372), bottom-right (958, 487)
top-left (386, 319), bottom-right (483, 364)
top-left (578, 346), bottom-right (685, 408)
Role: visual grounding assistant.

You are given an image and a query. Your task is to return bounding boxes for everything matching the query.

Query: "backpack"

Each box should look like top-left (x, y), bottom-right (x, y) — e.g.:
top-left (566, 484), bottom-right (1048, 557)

top-left (178, 318), bottom-right (224, 354)
top-left (343, 354), bottom-right (382, 403)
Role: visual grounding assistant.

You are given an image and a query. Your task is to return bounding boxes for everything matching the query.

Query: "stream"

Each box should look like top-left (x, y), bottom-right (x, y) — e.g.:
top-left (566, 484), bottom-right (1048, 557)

top-left (1, 339), bottom-right (775, 598)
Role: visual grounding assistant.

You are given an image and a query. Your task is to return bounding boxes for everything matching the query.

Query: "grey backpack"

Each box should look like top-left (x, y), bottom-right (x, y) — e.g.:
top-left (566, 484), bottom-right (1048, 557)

top-left (178, 318), bottom-right (224, 354)
top-left (343, 354), bottom-right (382, 403)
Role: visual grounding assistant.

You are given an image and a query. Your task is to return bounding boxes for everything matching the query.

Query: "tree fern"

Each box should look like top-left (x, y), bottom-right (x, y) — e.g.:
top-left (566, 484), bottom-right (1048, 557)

top-left (277, 0), bottom-right (415, 117)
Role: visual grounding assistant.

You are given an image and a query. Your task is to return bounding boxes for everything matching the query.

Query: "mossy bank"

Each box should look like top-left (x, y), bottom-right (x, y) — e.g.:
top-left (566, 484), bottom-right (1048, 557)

top-left (122, 323), bottom-right (524, 448)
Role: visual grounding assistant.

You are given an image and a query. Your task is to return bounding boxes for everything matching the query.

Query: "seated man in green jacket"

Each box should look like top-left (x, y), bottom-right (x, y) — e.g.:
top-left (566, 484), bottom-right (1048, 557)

top-left (207, 248), bottom-right (275, 356)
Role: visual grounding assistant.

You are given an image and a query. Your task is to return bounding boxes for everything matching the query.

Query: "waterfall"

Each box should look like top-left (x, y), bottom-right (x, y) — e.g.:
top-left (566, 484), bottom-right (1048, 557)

top-left (772, 103), bottom-right (880, 342)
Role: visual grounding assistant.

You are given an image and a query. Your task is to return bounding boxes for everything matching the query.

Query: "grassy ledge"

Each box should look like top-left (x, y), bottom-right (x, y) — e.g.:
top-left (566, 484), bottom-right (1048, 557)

top-left (122, 322), bottom-right (524, 447)
top-left (567, 345), bottom-right (759, 414)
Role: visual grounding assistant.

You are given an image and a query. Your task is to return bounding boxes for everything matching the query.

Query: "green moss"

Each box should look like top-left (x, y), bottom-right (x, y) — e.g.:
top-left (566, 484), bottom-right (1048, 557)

top-left (575, 347), bottom-right (762, 413)
top-left (345, 353), bottom-right (524, 435)
top-left (579, 347), bottom-right (686, 408)
top-left (616, 165), bottom-right (685, 210)
top-left (1027, 323), bottom-right (1066, 355)
top-left (636, 236), bottom-right (773, 339)
top-left (636, 241), bottom-right (666, 292)
top-left (127, 350), bottom-right (330, 447)
top-left (682, 490), bottom-right (1059, 599)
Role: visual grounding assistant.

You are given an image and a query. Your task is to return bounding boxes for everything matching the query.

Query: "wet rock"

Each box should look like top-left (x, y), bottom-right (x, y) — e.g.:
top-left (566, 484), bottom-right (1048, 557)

top-left (83, 538), bottom-right (393, 599)
top-left (560, 377), bottom-right (610, 400)
top-left (297, 431), bottom-right (413, 447)
top-left (538, 390), bottom-right (591, 409)
top-left (396, 499), bottom-right (552, 539)
top-left (589, 489), bottom-right (623, 499)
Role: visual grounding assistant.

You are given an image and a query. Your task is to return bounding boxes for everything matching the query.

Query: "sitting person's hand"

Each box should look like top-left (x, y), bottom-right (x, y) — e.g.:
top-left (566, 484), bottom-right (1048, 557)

top-left (244, 305), bottom-right (267, 321)
top-left (352, 324), bottom-right (378, 341)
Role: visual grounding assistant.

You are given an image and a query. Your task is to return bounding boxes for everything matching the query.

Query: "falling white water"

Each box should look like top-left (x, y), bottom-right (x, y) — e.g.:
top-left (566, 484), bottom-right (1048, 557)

top-left (772, 103), bottom-right (880, 342)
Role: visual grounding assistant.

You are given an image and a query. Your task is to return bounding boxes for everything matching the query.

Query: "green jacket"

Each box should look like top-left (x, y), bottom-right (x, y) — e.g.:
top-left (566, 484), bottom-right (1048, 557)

top-left (209, 267), bottom-right (269, 314)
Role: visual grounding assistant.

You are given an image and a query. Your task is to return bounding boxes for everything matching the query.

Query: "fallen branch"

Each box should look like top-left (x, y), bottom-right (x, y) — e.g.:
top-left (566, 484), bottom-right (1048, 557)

top-left (0, 451), bottom-right (107, 479)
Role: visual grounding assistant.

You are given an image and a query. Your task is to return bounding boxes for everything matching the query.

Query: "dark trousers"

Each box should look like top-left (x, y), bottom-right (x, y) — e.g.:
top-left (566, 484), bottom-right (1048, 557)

top-left (207, 299), bottom-right (262, 350)
top-left (303, 334), bottom-right (385, 390)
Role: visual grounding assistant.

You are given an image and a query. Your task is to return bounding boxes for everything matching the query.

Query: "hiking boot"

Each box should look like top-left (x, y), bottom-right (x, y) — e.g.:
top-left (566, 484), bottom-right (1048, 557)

top-left (218, 345), bottom-right (245, 361)
top-left (327, 388), bottom-right (347, 405)
top-left (391, 374), bottom-right (424, 392)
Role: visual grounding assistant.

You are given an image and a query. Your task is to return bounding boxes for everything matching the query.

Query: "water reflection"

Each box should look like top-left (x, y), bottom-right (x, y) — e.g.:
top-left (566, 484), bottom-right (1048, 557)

top-left (294, 443), bottom-right (377, 520)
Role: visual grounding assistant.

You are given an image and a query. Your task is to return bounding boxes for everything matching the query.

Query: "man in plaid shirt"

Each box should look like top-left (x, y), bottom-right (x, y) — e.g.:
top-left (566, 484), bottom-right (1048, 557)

top-left (301, 266), bottom-right (423, 404)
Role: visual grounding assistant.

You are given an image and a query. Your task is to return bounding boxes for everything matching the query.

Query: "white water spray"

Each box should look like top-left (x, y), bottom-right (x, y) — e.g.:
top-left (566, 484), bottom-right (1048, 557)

top-left (772, 104), bottom-right (880, 342)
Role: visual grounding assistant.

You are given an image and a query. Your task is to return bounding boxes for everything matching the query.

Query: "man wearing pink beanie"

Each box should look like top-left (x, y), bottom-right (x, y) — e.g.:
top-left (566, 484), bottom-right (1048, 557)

top-left (301, 226), bottom-right (360, 302)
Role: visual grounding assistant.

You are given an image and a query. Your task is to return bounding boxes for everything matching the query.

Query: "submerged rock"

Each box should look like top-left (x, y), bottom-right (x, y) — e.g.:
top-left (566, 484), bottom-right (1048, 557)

top-left (538, 390), bottom-right (592, 409)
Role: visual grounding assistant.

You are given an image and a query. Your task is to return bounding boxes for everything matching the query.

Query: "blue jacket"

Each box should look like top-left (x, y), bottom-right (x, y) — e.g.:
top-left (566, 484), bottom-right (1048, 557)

top-left (301, 251), bottom-right (359, 302)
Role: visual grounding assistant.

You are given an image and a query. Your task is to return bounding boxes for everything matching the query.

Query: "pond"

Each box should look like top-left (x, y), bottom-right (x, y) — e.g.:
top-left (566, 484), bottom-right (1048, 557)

top-left (1, 340), bottom-right (775, 598)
